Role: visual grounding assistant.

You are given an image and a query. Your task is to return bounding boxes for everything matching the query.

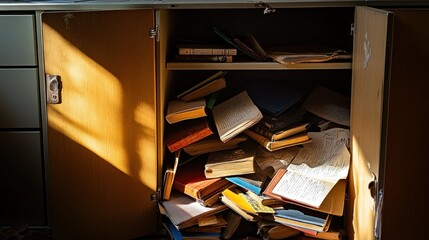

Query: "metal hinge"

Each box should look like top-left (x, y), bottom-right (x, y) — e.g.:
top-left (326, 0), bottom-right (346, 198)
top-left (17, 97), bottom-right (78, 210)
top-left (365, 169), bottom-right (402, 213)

top-left (149, 25), bottom-right (159, 42)
top-left (150, 188), bottom-right (161, 202)
top-left (350, 23), bottom-right (355, 36)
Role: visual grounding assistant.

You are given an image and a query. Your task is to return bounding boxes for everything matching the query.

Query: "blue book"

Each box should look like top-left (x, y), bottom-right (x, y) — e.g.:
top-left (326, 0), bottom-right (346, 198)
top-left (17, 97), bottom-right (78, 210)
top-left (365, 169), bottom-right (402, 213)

top-left (275, 205), bottom-right (329, 227)
top-left (164, 218), bottom-right (221, 240)
top-left (225, 175), bottom-right (262, 195)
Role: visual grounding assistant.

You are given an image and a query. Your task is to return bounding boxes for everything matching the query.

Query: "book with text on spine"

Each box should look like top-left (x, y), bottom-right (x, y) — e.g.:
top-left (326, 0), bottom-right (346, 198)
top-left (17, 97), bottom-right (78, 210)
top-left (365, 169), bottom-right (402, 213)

top-left (178, 43), bottom-right (237, 56)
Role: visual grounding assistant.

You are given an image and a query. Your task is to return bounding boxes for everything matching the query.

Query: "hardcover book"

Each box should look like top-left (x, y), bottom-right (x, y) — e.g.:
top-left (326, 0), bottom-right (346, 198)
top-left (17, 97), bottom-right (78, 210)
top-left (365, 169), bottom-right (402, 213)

top-left (173, 156), bottom-right (233, 206)
top-left (183, 135), bottom-right (248, 156)
top-left (177, 71), bottom-right (226, 101)
top-left (165, 117), bottom-right (214, 153)
top-left (244, 129), bottom-right (312, 152)
top-left (205, 142), bottom-right (256, 179)
top-left (177, 43), bottom-right (237, 56)
top-left (165, 98), bottom-right (207, 124)
top-left (162, 150), bottom-right (181, 200)
top-left (251, 122), bottom-right (310, 141)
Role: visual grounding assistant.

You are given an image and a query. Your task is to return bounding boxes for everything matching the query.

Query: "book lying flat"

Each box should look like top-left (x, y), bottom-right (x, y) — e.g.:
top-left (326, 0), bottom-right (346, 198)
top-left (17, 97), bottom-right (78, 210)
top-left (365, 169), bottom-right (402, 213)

top-left (160, 192), bottom-right (228, 230)
top-left (212, 91), bottom-right (262, 143)
top-left (251, 122), bottom-right (310, 141)
top-left (165, 117), bottom-right (214, 153)
top-left (165, 98), bottom-right (207, 124)
top-left (183, 135), bottom-right (248, 156)
top-left (163, 217), bottom-right (222, 240)
top-left (205, 142), bottom-right (256, 179)
top-left (173, 156), bottom-right (233, 206)
top-left (244, 129), bottom-right (312, 152)
top-left (177, 43), bottom-right (237, 56)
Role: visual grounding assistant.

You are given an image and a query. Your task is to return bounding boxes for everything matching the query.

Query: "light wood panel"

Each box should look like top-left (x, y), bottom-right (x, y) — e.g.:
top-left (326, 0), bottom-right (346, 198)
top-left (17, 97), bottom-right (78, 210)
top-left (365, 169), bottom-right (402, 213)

top-left (43, 9), bottom-right (157, 239)
top-left (348, 6), bottom-right (391, 240)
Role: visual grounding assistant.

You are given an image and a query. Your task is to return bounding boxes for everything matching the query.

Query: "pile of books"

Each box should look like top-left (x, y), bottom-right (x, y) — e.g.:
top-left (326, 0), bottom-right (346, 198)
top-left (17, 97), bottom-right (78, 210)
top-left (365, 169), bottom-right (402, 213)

top-left (160, 71), bottom-right (352, 240)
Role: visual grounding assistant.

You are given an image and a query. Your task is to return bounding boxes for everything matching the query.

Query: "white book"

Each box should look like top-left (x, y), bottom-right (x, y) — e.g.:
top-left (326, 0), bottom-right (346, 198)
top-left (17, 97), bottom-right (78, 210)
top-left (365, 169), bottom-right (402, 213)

top-left (212, 91), bottom-right (263, 142)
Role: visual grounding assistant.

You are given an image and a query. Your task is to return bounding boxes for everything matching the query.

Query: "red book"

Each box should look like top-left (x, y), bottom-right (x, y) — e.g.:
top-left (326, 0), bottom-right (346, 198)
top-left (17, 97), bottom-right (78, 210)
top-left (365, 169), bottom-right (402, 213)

top-left (173, 156), bottom-right (233, 206)
top-left (165, 118), bottom-right (214, 153)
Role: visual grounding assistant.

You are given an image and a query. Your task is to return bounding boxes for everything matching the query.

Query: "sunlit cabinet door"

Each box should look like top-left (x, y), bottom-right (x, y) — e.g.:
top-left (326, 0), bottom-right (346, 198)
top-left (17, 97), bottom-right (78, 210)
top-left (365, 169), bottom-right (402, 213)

top-left (42, 10), bottom-right (157, 240)
top-left (348, 6), bottom-right (392, 240)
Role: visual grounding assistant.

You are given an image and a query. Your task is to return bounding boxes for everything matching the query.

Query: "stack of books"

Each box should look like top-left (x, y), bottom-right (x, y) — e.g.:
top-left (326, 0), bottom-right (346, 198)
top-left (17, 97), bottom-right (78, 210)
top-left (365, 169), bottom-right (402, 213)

top-left (174, 42), bottom-right (238, 63)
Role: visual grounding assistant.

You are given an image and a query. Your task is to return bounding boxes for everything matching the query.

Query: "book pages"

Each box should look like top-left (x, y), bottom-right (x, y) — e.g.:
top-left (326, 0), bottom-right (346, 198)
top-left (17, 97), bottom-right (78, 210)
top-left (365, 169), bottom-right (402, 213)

top-left (212, 91), bottom-right (262, 142)
top-left (272, 128), bottom-right (350, 208)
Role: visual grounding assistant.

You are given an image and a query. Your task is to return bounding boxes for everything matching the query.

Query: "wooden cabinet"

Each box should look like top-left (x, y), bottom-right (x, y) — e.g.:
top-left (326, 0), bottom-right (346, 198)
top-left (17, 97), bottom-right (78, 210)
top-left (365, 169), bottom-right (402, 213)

top-left (38, 3), bottom-right (429, 240)
top-left (42, 9), bottom-right (158, 240)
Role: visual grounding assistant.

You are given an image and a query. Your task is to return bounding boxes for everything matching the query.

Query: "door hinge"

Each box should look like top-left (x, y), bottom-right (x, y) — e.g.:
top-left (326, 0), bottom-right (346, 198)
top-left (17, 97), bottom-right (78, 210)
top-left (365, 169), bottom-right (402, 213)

top-left (150, 188), bottom-right (161, 202)
top-left (350, 23), bottom-right (355, 36)
top-left (149, 25), bottom-right (159, 42)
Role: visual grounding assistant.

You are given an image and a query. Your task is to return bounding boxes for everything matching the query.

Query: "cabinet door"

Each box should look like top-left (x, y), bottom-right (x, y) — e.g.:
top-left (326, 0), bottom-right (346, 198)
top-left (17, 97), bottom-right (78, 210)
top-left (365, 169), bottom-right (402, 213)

top-left (0, 132), bottom-right (45, 226)
top-left (348, 6), bottom-right (392, 240)
top-left (42, 10), bottom-right (157, 240)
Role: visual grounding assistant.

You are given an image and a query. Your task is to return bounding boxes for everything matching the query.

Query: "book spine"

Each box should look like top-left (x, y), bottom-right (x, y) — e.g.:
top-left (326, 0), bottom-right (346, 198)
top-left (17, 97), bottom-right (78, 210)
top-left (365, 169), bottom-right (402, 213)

top-left (174, 55), bottom-right (233, 63)
top-left (253, 126), bottom-right (275, 141)
top-left (179, 48), bottom-right (237, 56)
top-left (167, 127), bottom-right (214, 153)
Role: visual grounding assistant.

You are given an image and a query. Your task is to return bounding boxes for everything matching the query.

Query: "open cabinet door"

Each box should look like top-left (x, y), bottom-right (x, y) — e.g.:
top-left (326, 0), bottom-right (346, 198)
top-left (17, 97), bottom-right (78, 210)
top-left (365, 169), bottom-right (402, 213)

top-left (42, 10), bottom-right (157, 240)
top-left (348, 6), bottom-right (392, 240)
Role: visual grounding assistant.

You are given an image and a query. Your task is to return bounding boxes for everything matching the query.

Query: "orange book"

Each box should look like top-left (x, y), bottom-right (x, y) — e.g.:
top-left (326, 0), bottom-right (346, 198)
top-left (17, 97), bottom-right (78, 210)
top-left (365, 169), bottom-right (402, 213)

top-left (165, 118), bottom-right (214, 153)
top-left (173, 156), bottom-right (233, 206)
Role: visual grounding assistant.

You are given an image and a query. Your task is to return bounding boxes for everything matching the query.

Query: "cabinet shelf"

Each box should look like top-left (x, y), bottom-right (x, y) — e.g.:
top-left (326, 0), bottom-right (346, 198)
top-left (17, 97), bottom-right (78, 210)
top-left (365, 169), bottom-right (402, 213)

top-left (166, 61), bottom-right (352, 70)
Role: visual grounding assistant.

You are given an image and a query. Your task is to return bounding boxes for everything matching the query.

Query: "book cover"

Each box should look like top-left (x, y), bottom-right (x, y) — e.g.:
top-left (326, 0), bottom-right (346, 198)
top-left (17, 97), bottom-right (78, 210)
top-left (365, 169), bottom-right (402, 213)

top-left (173, 54), bottom-right (233, 63)
top-left (244, 129), bottom-right (312, 152)
top-left (161, 192), bottom-right (228, 230)
top-left (263, 169), bottom-right (347, 216)
top-left (162, 150), bottom-right (181, 200)
top-left (165, 98), bottom-right (207, 124)
top-left (212, 91), bottom-right (263, 143)
top-left (163, 217), bottom-right (222, 240)
top-left (275, 205), bottom-right (329, 227)
top-left (177, 71), bottom-right (225, 100)
top-left (177, 43), bottom-right (237, 56)
top-left (257, 104), bottom-right (306, 132)
top-left (181, 77), bottom-right (226, 102)
top-left (245, 81), bottom-right (307, 117)
top-left (251, 122), bottom-right (310, 141)
top-left (205, 142), bottom-right (256, 179)
top-left (183, 135), bottom-right (248, 156)
top-left (173, 156), bottom-right (233, 205)
top-left (165, 118), bottom-right (214, 153)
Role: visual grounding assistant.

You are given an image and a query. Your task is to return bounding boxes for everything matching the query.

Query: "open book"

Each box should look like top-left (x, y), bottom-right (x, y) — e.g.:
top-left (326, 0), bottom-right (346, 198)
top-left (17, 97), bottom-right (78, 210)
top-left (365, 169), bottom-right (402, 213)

top-left (264, 128), bottom-right (350, 213)
top-left (212, 91), bottom-right (263, 142)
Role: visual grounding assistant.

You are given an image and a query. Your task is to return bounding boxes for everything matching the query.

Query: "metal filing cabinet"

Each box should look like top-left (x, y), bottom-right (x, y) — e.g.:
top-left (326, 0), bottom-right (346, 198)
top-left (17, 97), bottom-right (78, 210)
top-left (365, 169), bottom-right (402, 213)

top-left (0, 14), bottom-right (46, 226)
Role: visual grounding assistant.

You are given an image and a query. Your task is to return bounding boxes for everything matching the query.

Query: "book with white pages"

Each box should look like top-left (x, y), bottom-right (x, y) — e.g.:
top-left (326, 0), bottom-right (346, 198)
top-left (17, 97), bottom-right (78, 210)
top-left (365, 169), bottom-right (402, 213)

top-left (212, 91), bottom-right (263, 142)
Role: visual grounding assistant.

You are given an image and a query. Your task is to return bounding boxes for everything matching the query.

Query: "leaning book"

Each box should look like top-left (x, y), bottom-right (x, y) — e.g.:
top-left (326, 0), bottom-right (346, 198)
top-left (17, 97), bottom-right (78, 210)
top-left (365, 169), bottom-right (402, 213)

top-left (212, 91), bottom-right (263, 143)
